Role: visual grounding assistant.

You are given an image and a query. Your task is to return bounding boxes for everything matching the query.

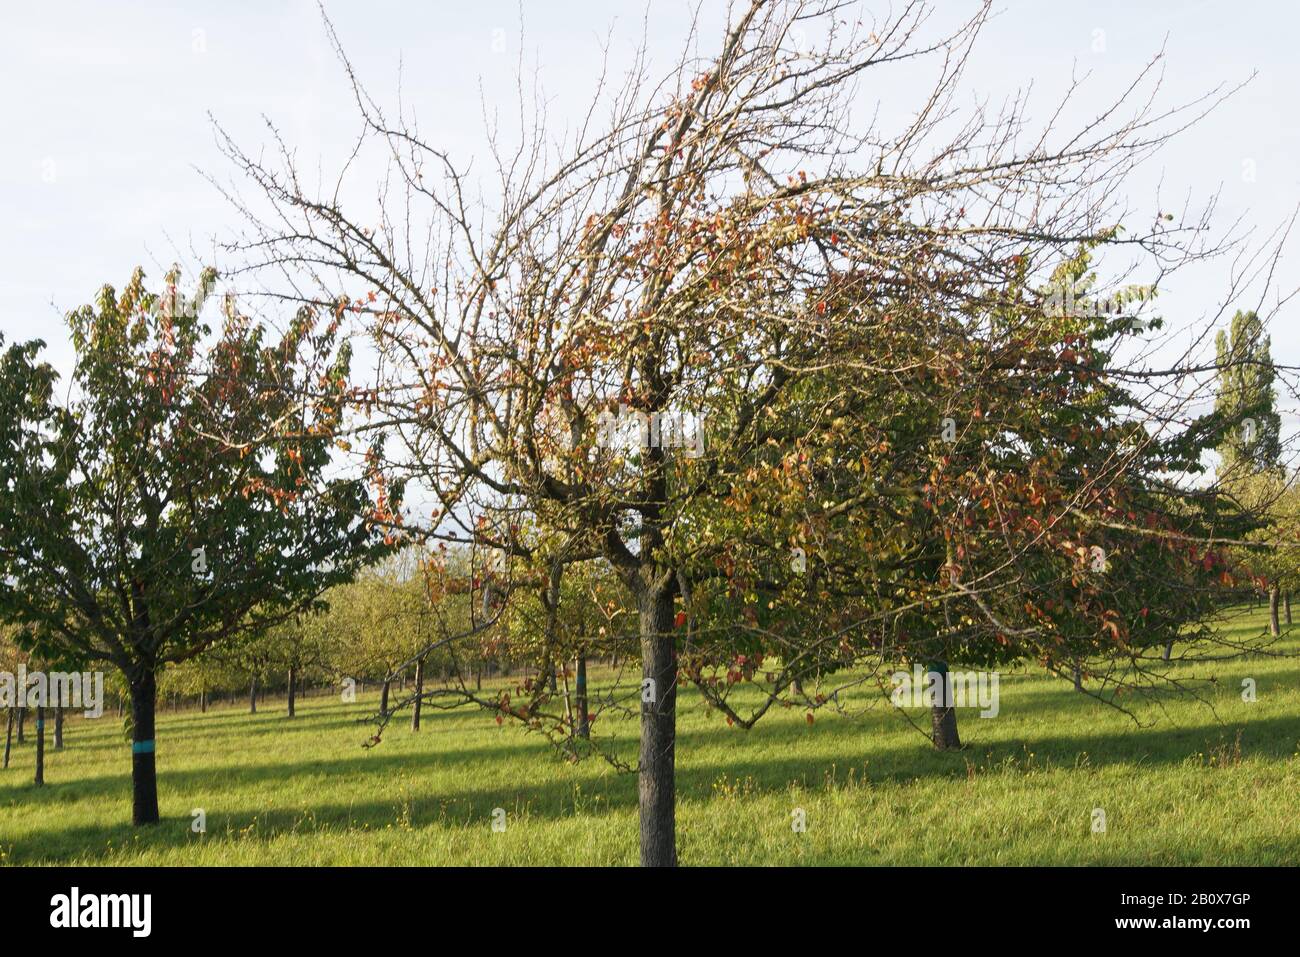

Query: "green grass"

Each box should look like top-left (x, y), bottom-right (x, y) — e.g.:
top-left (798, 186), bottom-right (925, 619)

top-left (2, 606), bottom-right (1298, 865)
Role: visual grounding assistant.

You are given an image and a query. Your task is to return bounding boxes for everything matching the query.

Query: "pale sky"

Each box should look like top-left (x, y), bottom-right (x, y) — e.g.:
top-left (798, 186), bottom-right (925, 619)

top-left (3, 0), bottom-right (1298, 423)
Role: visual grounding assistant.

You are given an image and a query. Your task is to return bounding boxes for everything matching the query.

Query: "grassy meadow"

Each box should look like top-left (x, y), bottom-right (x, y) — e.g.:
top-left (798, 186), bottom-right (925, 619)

top-left (2, 606), bottom-right (1298, 866)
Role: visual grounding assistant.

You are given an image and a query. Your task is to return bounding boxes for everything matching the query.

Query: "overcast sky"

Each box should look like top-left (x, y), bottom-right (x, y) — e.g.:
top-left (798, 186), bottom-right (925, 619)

top-left (3, 0), bottom-right (1298, 421)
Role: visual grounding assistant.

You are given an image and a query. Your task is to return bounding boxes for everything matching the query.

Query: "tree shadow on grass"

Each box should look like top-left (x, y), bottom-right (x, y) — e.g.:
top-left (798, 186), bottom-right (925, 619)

top-left (806, 670), bottom-right (1294, 732)
top-left (686, 708), bottom-right (1300, 782)
top-left (0, 729), bottom-right (557, 805)
top-left (31, 701), bottom-right (469, 760)
top-left (6, 711), bottom-right (1300, 864)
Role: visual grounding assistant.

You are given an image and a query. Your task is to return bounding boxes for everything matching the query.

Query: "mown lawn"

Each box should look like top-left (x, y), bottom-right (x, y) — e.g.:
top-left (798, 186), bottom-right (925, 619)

top-left (2, 606), bottom-right (1298, 865)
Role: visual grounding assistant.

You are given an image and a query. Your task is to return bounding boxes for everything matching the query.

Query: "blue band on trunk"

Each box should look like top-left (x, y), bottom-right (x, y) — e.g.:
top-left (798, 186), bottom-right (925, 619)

top-left (35, 721), bottom-right (45, 730)
top-left (132, 740), bottom-right (155, 754)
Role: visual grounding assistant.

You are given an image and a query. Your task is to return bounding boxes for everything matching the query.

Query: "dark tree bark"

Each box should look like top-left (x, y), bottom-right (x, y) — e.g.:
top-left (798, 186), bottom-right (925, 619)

top-left (2, 707), bottom-right (12, 769)
top-left (16, 706), bottom-right (24, 744)
top-left (380, 679), bottom-right (391, 716)
top-left (249, 675), bottom-right (258, 714)
top-left (54, 707), bottom-right (63, 749)
top-left (560, 662), bottom-right (573, 727)
top-left (1162, 641), bottom-right (1174, 661)
top-left (200, 689), bottom-right (207, 713)
top-left (411, 657), bottom-right (425, 731)
top-left (638, 585), bottom-right (678, 867)
top-left (130, 670), bottom-right (159, 824)
top-left (1286, 591), bottom-right (1292, 626)
top-left (287, 666), bottom-right (296, 718)
top-left (34, 704), bottom-right (45, 786)
top-left (1269, 584), bottom-right (1281, 637)
top-left (575, 654), bottom-right (589, 740)
top-left (929, 662), bottom-right (961, 751)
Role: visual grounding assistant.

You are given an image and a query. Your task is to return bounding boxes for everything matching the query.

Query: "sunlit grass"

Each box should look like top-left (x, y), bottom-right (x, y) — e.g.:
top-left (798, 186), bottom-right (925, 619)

top-left (2, 606), bottom-right (1297, 865)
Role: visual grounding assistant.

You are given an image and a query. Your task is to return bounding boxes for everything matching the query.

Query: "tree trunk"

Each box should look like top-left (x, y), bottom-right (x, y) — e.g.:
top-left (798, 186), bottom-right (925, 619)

top-left (411, 657), bottom-right (425, 731)
top-left (929, 661), bottom-right (961, 751)
top-left (130, 670), bottom-right (159, 825)
top-left (54, 707), bottom-right (64, 749)
top-left (34, 705), bottom-right (45, 786)
top-left (287, 666), bottom-right (296, 718)
top-left (1162, 641), bottom-right (1173, 661)
top-left (380, 679), bottom-right (391, 716)
top-left (560, 662), bottom-right (573, 728)
top-left (200, 689), bottom-right (207, 713)
top-left (1269, 584), bottom-right (1281, 637)
top-left (638, 586), bottom-right (678, 867)
top-left (475, 666), bottom-right (482, 691)
top-left (1286, 591), bottom-right (1293, 626)
top-left (249, 675), bottom-right (258, 714)
top-left (2, 708), bottom-right (12, 769)
top-left (575, 654), bottom-right (590, 739)
top-left (1072, 666), bottom-right (1082, 691)
top-left (16, 707), bottom-right (25, 744)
